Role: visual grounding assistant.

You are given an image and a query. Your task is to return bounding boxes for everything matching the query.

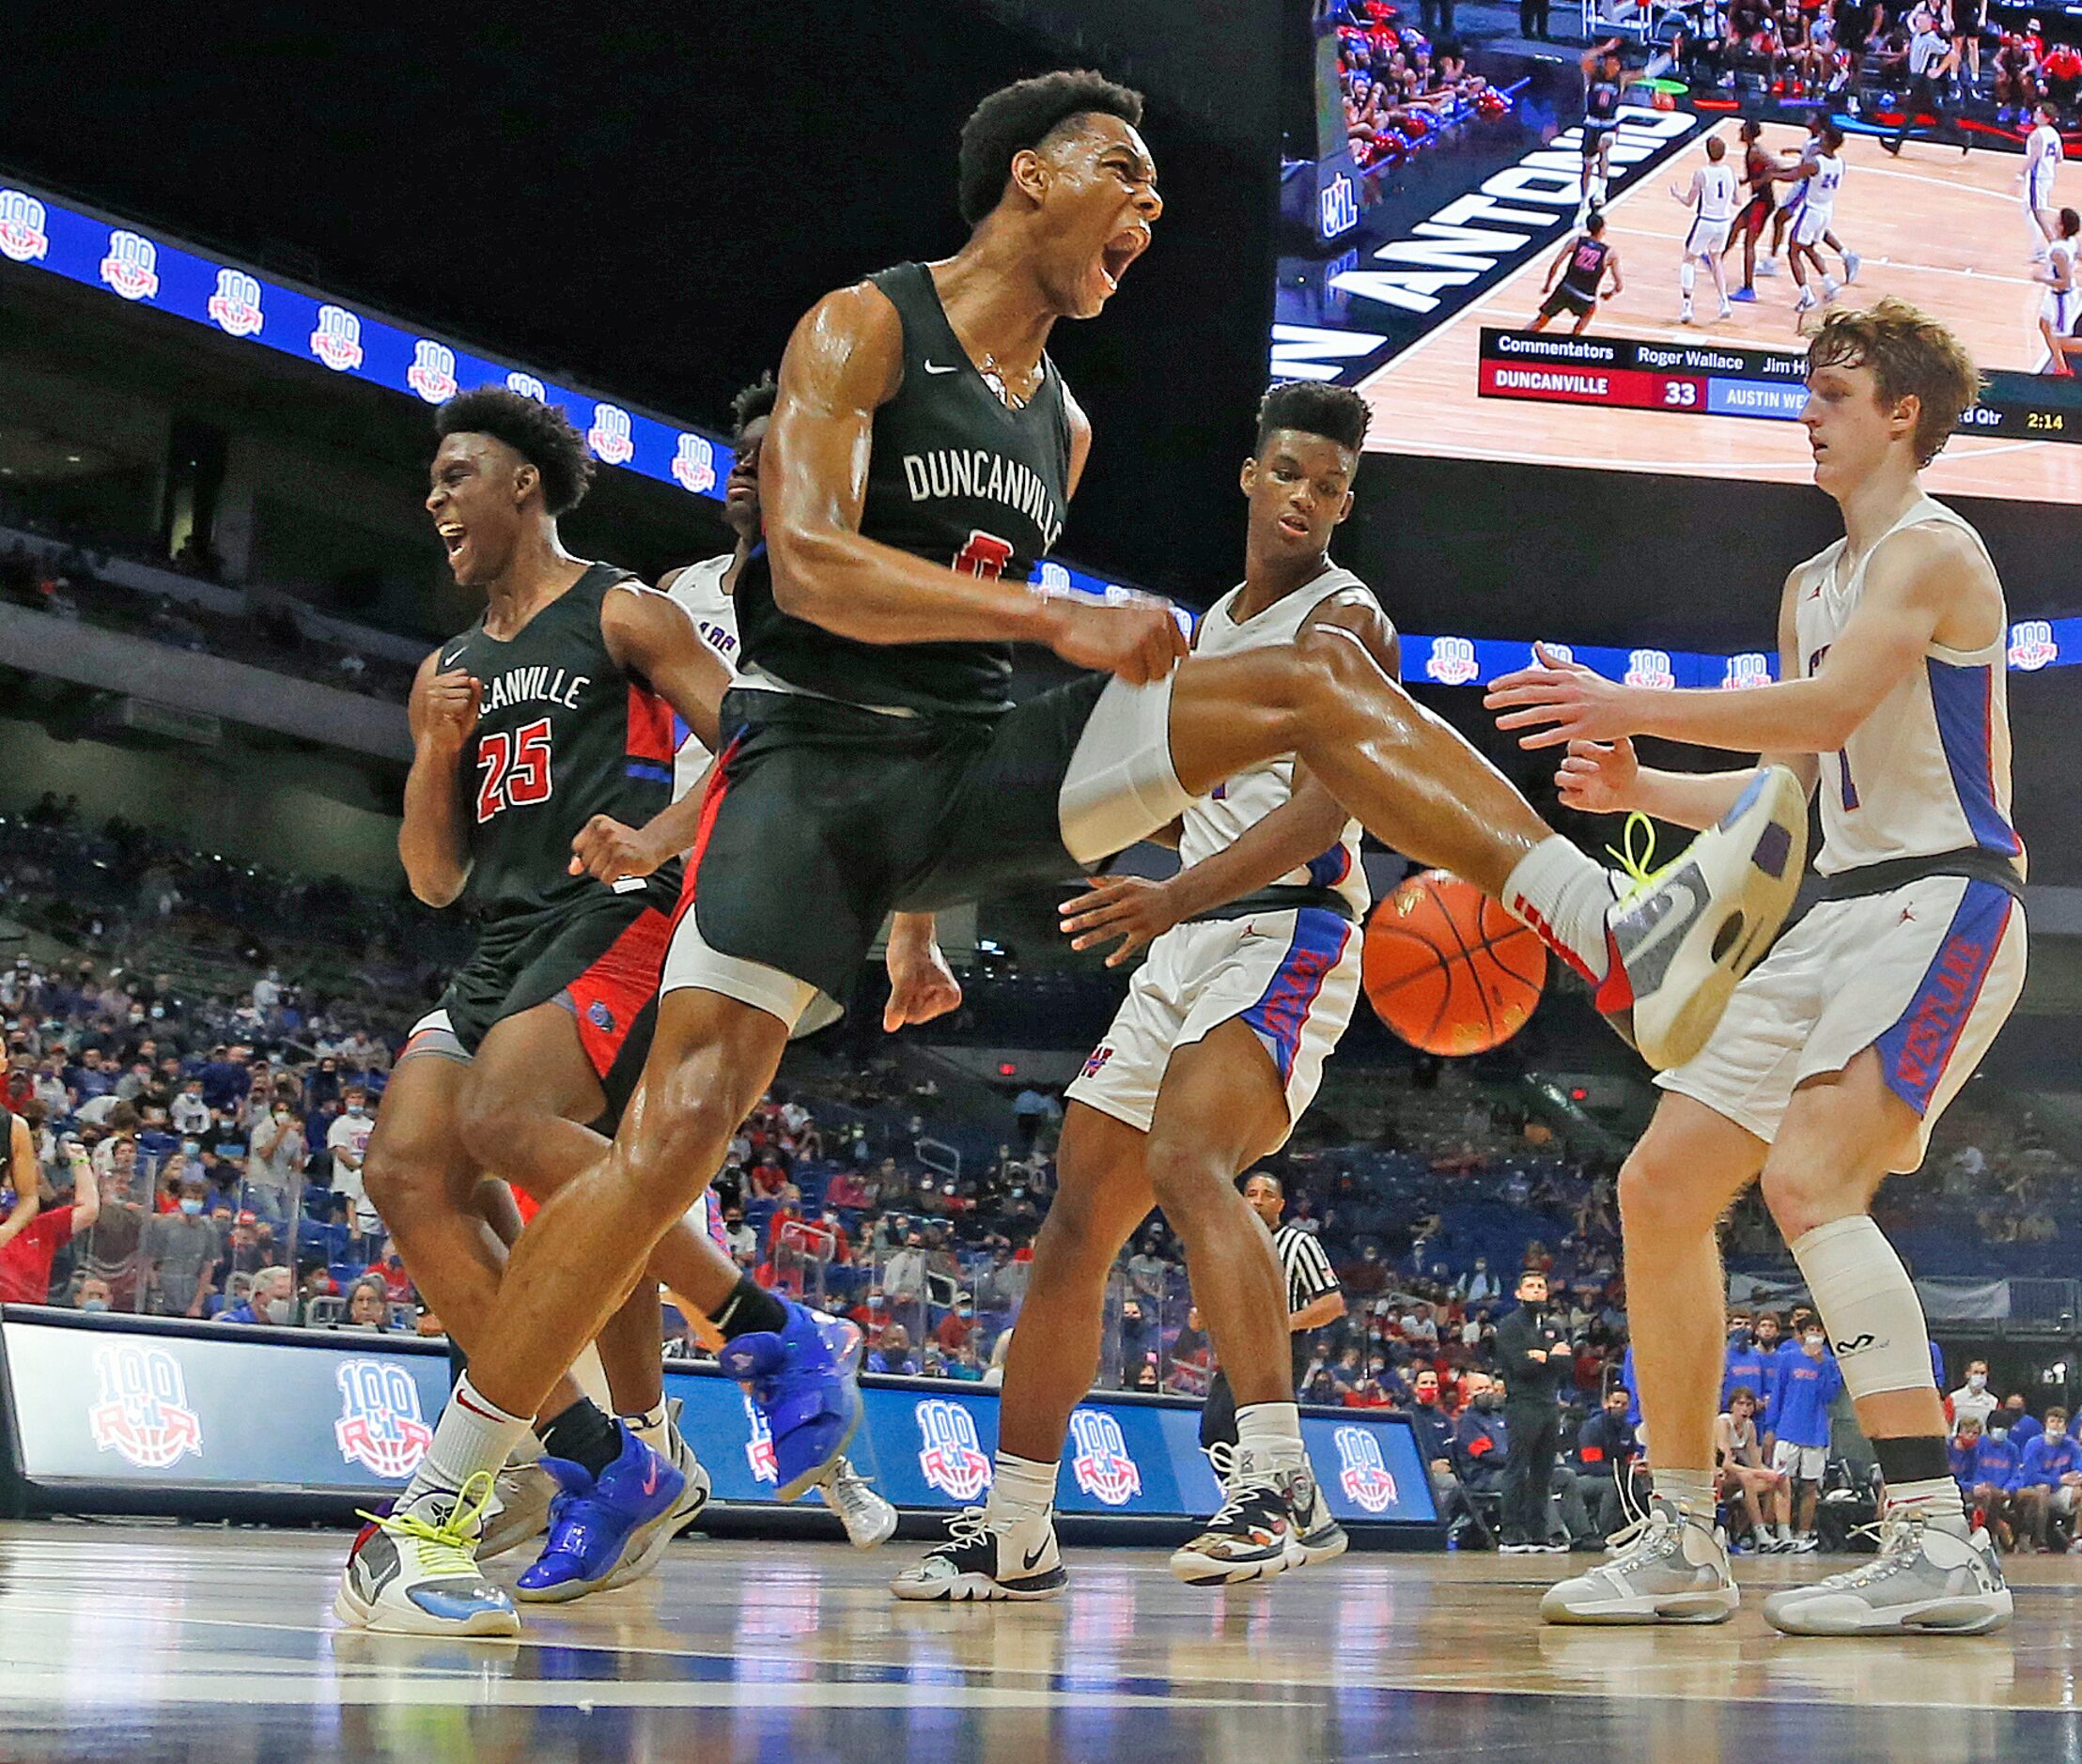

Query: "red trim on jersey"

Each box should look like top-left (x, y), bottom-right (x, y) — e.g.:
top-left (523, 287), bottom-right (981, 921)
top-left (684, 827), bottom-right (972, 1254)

top-left (668, 734), bottom-right (742, 942)
top-left (569, 905), bottom-right (672, 1082)
top-left (626, 682), bottom-right (676, 764)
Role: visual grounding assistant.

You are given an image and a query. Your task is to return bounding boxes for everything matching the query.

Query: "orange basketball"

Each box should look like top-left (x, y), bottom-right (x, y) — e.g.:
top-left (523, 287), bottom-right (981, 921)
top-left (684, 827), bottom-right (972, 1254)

top-left (1362, 869), bottom-right (1547, 1057)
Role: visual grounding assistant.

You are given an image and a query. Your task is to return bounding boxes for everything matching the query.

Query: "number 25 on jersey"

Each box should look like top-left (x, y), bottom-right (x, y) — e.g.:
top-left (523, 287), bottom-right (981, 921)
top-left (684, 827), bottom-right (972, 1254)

top-left (475, 718), bottom-right (554, 823)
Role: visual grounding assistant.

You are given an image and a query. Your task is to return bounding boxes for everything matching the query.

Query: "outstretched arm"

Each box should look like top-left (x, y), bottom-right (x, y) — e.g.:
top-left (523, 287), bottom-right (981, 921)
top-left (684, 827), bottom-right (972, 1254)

top-left (1487, 524), bottom-right (1990, 756)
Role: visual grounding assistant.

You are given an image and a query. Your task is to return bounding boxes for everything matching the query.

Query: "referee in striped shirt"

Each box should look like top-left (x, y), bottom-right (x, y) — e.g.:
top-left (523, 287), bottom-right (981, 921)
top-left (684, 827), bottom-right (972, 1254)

top-left (1201, 1171), bottom-right (1345, 1450)
top-left (1883, 19), bottom-right (1968, 157)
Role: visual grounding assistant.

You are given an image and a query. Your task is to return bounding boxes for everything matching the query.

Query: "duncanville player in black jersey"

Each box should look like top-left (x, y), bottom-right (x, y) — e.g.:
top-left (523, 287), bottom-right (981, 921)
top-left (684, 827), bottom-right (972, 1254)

top-left (337, 391), bottom-right (744, 1636)
top-left (1531, 211), bottom-right (1624, 333)
top-left (1578, 39), bottom-right (1624, 218)
top-left (388, 70), bottom-right (1806, 1632)
top-left (1725, 118), bottom-right (1789, 302)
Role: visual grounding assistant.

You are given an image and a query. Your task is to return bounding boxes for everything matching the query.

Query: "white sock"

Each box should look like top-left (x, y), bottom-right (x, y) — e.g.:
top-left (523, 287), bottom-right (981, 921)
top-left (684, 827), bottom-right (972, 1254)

top-left (1235, 1400), bottom-right (1309, 1469)
top-left (1504, 837), bottom-right (1614, 982)
top-left (985, 1451), bottom-right (1057, 1526)
top-left (404, 1373), bottom-right (530, 1509)
top-left (621, 1401), bottom-right (671, 1459)
top-left (1681, 261), bottom-right (1697, 296)
top-left (1655, 1468), bottom-right (1716, 1516)
top-left (1778, 1521), bottom-right (1795, 1541)
top-left (1888, 1475), bottom-right (1969, 1534)
top-left (1822, 272), bottom-right (1842, 298)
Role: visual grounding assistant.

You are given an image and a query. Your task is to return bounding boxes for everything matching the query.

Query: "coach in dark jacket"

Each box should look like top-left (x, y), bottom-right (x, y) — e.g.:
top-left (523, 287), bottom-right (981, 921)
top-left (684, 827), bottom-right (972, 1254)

top-left (1495, 1269), bottom-right (1568, 1550)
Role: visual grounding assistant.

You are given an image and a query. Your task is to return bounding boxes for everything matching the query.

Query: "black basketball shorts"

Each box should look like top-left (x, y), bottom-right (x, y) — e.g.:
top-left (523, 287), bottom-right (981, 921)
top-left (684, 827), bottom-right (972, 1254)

top-left (662, 677), bottom-right (1190, 1026)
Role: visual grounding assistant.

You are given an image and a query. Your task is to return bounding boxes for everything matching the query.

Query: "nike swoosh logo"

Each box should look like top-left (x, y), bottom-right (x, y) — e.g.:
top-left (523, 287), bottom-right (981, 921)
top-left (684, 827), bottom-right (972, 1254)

top-left (440, 646), bottom-right (468, 670)
top-left (923, 361), bottom-right (961, 375)
top-left (642, 1462), bottom-right (660, 1497)
top-left (1022, 1541), bottom-right (1049, 1571)
top-left (1612, 872), bottom-right (1703, 989)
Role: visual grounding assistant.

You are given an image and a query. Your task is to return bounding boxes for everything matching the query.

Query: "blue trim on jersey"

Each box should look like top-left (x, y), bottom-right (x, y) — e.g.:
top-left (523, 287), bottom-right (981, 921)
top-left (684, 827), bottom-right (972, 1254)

top-left (1304, 843), bottom-right (1354, 890)
top-left (1239, 907), bottom-right (1351, 1084)
top-left (1928, 658), bottom-right (2022, 856)
top-left (625, 761), bottom-right (674, 784)
top-left (1872, 879), bottom-right (2013, 1116)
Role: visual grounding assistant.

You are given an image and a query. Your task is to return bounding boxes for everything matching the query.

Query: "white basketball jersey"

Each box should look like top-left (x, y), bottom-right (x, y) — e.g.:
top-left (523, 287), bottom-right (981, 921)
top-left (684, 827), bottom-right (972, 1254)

top-left (1793, 497), bottom-right (2023, 876)
top-left (2029, 125), bottom-right (2063, 202)
top-left (1177, 565), bottom-right (1382, 918)
top-left (1808, 151), bottom-right (1843, 211)
top-left (665, 554), bottom-right (740, 797)
top-left (1697, 162), bottom-right (1739, 223)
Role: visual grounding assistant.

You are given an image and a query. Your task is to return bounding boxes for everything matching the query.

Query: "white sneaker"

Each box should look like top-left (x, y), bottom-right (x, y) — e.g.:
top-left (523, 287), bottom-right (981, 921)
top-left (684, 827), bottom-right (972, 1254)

top-left (820, 1456), bottom-right (898, 1550)
top-left (1763, 1515), bottom-right (2011, 1636)
top-left (1286, 1456), bottom-right (1350, 1567)
top-left (335, 1474), bottom-right (520, 1638)
top-left (1756, 256), bottom-right (1781, 276)
top-left (1680, 305), bottom-right (1696, 325)
top-left (1540, 1496), bottom-right (1738, 1625)
top-left (1717, 302), bottom-right (1732, 321)
top-left (1594, 766), bottom-right (1808, 1069)
top-left (665, 1410), bottom-right (714, 1538)
top-left (1791, 1534), bottom-right (1820, 1554)
top-left (891, 1508), bottom-right (1065, 1602)
top-left (1843, 250), bottom-right (1862, 283)
top-left (478, 1462), bottom-right (555, 1562)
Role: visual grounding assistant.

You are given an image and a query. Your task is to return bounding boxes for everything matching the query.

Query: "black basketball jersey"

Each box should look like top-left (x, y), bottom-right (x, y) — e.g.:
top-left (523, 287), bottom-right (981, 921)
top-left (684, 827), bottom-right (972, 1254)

top-left (1559, 236), bottom-right (1612, 299)
top-left (437, 564), bottom-right (680, 920)
top-left (735, 260), bottom-right (1074, 720)
top-left (1585, 77), bottom-right (1621, 128)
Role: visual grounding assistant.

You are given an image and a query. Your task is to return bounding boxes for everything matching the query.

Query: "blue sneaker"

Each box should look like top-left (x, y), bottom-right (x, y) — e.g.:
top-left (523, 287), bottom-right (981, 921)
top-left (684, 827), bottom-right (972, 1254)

top-left (1732, 287), bottom-right (1758, 302)
top-left (717, 1303), bottom-right (862, 1501)
top-left (513, 1422), bottom-right (685, 1603)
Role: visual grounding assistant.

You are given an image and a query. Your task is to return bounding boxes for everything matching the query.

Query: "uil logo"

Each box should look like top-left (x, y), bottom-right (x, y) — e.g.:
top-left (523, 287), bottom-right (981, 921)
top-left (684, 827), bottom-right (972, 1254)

top-left (0, 190), bottom-right (50, 263)
top-left (741, 1392), bottom-right (778, 1485)
top-left (87, 1343), bottom-right (203, 1470)
top-left (915, 1398), bottom-right (992, 1500)
top-left (1425, 636), bottom-right (1480, 687)
top-left (1721, 653), bottom-right (1771, 690)
top-left (334, 1358), bottom-right (433, 1479)
top-left (207, 268), bottom-right (264, 337)
top-left (671, 432), bottom-right (716, 494)
top-left (99, 230), bottom-right (160, 302)
top-left (2009, 620), bottom-right (2058, 672)
top-left (1067, 1408), bottom-right (1141, 1506)
top-left (505, 371), bottom-right (549, 402)
top-left (589, 403), bottom-right (635, 465)
top-left (309, 304), bottom-right (365, 373)
top-left (1624, 648), bottom-right (1676, 689)
top-left (1335, 1425), bottom-right (1398, 1513)
top-left (408, 340), bottom-right (459, 405)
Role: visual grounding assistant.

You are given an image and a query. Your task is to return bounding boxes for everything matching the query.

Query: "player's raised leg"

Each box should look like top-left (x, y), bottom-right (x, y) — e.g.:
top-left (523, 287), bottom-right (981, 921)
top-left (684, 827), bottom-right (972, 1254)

top-left (1163, 632), bottom-right (1805, 1075)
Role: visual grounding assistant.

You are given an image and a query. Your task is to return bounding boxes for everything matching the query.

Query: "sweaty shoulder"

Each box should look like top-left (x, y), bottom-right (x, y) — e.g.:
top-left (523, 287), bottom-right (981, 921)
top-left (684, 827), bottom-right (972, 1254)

top-left (787, 278), bottom-right (906, 410)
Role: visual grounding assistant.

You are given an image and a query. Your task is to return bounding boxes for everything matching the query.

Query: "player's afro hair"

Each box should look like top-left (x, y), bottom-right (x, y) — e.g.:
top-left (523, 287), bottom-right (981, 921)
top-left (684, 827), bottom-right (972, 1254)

top-left (1254, 380), bottom-right (1371, 455)
top-left (435, 387), bottom-right (596, 517)
top-left (729, 372), bottom-right (778, 441)
top-left (957, 70), bottom-right (1145, 227)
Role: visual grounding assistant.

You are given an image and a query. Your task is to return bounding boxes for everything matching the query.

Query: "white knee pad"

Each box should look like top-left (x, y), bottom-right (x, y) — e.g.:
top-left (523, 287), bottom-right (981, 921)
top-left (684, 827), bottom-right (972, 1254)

top-left (1788, 1215), bottom-right (1935, 1400)
top-left (1681, 261), bottom-right (1696, 294)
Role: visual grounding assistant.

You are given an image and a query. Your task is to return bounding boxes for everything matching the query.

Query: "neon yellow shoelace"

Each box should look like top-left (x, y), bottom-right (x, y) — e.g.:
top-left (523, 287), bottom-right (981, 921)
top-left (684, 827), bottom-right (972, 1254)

top-left (357, 1469), bottom-right (497, 1579)
top-left (1605, 811), bottom-right (1668, 907)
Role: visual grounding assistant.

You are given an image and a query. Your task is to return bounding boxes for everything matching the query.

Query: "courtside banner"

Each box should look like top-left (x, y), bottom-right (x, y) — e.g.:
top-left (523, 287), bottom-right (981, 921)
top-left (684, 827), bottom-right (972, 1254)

top-left (0, 1308), bottom-right (1437, 1530)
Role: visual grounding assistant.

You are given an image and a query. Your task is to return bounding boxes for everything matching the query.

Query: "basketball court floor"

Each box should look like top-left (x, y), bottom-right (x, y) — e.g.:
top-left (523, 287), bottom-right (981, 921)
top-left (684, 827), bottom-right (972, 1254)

top-left (0, 1523), bottom-right (2074, 1760)
top-left (1359, 121), bottom-right (2077, 502)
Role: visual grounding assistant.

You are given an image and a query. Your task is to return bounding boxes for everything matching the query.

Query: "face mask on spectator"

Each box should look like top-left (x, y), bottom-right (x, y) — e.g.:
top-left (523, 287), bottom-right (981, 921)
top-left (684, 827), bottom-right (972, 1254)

top-left (2048, 1425), bottom-right (2068, 1447)
top-left (347, 1103), bottom-right (366, 1118)
top-left (179, 1197), bottom-right (204, 1216)
top-left (80, 1297), bottom-right (108, 1313)
top-left (1476, 1392), bottom-right (1502, 1411)
top-left (1804, 1332), bottom-right (1826, 1353)
top-left (264, 1297), bottom-right (293, 1324)
top-left (1967, 1372), bottom-right (1987, 1392)
top-left (1989, 1426), bottom-right (2009, 1441)
top-left (182, 1141), bottom-right (200, 1157)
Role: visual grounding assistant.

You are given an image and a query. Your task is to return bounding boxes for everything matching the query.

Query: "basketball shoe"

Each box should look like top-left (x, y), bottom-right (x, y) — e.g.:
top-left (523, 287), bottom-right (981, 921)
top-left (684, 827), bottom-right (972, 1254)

top-left (1763, 1513), bottom-right (2011, 1635)
top-left (1169, 1443), bottom-right (1332, 1585)
top-left (891, 1508), bottom-right (1066, 1602)
top-left (513, 1421), bottom-right (687, 1603)
top-left (335, 1472), bottom-right (519, 1637)
top-left (1540, 1493), bottom-right (1739, 1624)
top-left (820, 1456), bottom-right (898, 1549)
top-left (717, 1302), bottom-right (863, 1500)
top-left (477, 1459), bottom-right (556, 1562)
top-left (1591, 766), bottom-right (1807, 1070)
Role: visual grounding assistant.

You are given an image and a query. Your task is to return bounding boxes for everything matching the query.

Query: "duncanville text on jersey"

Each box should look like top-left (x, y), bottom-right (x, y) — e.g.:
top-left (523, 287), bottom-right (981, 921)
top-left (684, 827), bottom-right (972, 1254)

top-left (479, 666), bottom-right (591, 715)
top-left (900, 448), bottom-right (1064, 552)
